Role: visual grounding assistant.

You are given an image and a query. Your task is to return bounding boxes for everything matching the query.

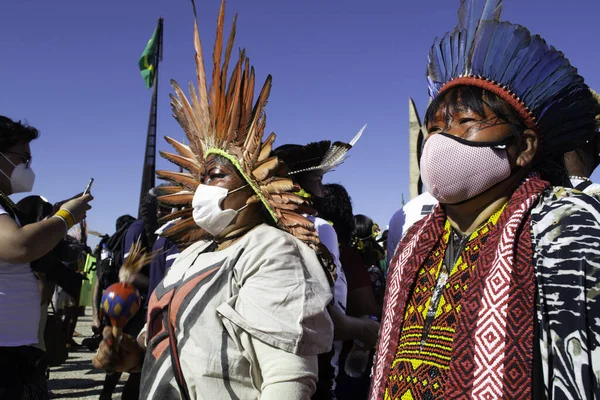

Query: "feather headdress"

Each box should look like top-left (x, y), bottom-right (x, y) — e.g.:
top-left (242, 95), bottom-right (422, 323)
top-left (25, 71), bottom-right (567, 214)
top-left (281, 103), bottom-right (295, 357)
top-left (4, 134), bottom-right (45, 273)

top-left (275, 124), bottom-right (366, 176)
top-left (427, 0), bottom-right (597, 154)
top-left (155, 0), bottom-right (336, 284)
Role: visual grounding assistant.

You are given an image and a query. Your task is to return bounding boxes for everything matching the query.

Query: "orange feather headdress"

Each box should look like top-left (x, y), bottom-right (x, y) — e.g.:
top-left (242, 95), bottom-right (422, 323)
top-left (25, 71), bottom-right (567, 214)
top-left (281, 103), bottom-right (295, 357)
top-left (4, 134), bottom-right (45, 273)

top-left (155, 0), bottom-right (336, 284)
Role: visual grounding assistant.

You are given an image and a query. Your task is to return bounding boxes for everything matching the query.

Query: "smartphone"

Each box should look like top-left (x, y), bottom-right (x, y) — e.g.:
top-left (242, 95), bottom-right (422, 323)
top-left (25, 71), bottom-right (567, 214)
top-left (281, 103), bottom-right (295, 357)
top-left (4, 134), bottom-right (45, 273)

top-left (83, 178), bottom-right (94, 195)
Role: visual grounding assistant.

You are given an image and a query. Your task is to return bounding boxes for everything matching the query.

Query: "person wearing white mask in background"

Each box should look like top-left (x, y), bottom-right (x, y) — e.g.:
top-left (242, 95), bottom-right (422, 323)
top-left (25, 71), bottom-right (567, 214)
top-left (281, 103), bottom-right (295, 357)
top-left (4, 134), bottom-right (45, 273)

top-left (0, 116), bottom-right (93, 399)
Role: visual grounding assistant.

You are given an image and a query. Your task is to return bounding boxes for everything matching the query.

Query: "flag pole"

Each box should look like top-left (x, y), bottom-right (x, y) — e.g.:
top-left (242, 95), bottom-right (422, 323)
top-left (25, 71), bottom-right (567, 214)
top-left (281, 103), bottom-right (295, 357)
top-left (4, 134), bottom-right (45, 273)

top-left (139, 18), bottom-right (164, 218)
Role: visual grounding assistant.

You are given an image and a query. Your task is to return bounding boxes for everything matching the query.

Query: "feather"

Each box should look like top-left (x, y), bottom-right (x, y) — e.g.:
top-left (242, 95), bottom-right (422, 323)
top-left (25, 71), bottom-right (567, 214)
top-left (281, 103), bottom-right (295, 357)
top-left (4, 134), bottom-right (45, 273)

top-left (278, 211), bottom-right (315, 229)
top-left (252, 157), bottom-right (281, 181)
top-left (158, 209), bottom-right (193, 225)
top-left (190, 0), bottom-right (211, 135)
top-left (170, 84), bottom-right (202, 151)
top-left (157, 192), bottom-right (195, 207)
top-left (262, 178), bottom-right (295, 194)
top-left (209, 0), bottom-right (226, 118)
top-left (314, 124), bottom-right (366, 173)
top-left (152, 185), bottom-right (187, 197)
top-left (480, 0), bottom-right (503, 23)
top-left (156, 170), bottom-right (200, 191)
top-left (258, 132), bottom-right (276, 162)
top-left (164, 136), bottom-right (197, 160)
top-left (119, 238), bottom-right (157, 284)
top-left (162, 218), bottom-right (209, 246)
top-left (270, 193), bottom-right (308, 205)
top-left (159, 151), bottom-right (201, 176)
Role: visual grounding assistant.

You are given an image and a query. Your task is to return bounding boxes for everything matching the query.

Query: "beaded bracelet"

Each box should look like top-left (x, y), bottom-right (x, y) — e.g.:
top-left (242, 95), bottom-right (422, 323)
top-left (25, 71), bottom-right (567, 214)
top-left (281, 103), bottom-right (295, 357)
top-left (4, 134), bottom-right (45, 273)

top-left (54, 209), bottom-right (75, 230)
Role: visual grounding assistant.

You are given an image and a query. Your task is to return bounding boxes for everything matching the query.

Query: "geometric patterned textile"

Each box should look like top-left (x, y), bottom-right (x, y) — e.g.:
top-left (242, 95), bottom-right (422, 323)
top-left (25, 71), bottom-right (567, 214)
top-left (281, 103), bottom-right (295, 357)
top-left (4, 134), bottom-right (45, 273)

top-left (371, 174), bottom-right (550, 399)
top-left (384, 207), bottom-right (503, 399)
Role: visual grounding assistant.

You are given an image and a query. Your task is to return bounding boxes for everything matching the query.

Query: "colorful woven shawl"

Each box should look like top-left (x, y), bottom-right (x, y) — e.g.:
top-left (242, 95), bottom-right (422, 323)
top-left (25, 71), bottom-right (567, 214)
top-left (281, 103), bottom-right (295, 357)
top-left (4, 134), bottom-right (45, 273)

top-left (371, 174), bottom-right (550, 399)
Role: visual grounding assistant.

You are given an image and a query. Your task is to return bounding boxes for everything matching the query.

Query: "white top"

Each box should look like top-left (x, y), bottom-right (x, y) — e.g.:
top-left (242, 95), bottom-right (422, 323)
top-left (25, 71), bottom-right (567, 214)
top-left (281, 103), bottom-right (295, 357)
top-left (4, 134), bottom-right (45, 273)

top-left (0, 205), bottom-right (41, 346)
top-left (387, 192), bottom-right (438, 266)
top-left (141, 224), bottom-right (333, 399)
top-left (307, 215), bottom-right (347, 391)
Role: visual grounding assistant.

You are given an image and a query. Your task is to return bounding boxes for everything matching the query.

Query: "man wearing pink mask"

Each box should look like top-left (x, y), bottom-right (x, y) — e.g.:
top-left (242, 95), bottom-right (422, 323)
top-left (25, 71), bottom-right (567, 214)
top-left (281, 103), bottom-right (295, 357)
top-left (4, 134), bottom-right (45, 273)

top-left (371, 1), bottom-right (600, 399)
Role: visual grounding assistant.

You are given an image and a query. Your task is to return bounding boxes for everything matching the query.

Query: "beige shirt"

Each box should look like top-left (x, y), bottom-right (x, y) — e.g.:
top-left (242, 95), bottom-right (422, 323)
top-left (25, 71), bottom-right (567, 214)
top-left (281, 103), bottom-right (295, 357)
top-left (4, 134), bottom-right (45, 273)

top-left (141, 224), bottom-right (334, 399)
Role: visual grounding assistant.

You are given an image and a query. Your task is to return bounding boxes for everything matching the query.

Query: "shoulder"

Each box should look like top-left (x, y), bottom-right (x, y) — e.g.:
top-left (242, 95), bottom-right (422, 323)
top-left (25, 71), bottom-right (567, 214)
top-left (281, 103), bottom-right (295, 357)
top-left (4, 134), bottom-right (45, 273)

top-left (243, 224), bottom-right (312, 255)
top-left (128, 219), bottom-right (146, 234)
top-left (388, 207), bottom-right (405, 228)
top-left (531, 186), bottom-right (600, 244)
top-left (532, 187), bottom-right (600, 225)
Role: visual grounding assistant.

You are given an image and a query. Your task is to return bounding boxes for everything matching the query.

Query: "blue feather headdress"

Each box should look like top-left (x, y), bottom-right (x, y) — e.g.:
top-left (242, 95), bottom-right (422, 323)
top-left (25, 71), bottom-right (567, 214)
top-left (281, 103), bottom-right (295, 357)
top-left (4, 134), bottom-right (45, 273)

top-left (427, 0), bottom-right (597, 154)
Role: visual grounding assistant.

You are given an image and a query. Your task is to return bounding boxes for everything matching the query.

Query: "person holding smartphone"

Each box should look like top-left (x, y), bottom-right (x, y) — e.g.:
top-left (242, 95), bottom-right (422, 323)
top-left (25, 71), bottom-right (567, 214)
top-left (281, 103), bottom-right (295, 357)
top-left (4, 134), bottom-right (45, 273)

top-left (0, 116), bottom-right (93, 399)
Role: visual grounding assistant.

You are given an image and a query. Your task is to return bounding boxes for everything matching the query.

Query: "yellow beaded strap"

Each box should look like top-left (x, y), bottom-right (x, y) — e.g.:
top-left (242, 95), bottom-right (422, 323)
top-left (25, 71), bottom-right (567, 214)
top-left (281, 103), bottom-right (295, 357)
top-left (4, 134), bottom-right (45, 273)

top-left (54, 209), bottom-right (75, 231)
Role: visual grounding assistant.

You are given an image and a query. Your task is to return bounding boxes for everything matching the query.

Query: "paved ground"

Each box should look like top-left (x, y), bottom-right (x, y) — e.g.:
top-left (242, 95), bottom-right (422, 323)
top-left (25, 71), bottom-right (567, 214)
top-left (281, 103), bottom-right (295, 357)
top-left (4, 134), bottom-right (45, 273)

top-left (47, 310), bottom-right (126, 400)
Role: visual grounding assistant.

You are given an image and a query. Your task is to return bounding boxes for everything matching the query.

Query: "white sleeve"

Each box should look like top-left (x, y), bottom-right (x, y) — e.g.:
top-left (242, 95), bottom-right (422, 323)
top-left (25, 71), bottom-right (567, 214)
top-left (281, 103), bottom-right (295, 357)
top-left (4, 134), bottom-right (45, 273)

top-left (386, 209), bottom-right (406, 267)
top-left (314, 219), bottom-right (340, 263)
top-left (239, 332), bottom-right (317, 400)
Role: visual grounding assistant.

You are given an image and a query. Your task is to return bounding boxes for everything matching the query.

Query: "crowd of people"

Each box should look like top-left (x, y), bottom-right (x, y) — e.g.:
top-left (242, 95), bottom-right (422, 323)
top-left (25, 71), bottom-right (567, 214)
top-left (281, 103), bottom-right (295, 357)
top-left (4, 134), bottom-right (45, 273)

top-left (1, 0), bottom-right (600, 399)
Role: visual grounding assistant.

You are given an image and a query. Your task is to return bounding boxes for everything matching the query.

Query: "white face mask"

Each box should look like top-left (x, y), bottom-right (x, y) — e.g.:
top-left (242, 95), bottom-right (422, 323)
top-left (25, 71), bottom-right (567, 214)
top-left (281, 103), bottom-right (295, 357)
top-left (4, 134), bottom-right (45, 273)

top-left (0, 153), bottom-right (35, 194)
top-left (192, 183), bottom-right (249, 236)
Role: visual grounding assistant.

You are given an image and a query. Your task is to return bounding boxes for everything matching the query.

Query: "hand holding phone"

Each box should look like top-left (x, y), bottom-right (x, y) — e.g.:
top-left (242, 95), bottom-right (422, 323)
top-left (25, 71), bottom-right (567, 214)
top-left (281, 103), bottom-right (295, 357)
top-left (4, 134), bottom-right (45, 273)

top-left (84, 178), bottom-right (94, 196)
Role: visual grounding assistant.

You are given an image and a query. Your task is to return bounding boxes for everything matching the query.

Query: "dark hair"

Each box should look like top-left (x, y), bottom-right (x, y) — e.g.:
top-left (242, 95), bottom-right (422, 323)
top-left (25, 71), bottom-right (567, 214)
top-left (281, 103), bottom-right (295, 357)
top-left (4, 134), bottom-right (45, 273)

top-left (272, 142), bottom-right (330, 173)
top-left (424, 86), bottom-right (569, 185)
top-left (116, 214), bottom-right (136, 232)
top-left (353, 214), bottom-right (385, 266)
top-left (16, 195), bottom-right (52, 222)
top-left (0, 116), bottom-right (39, 152)
top-left (313, 183), bottom-right (355, 246)
top-left (140, 192), bottom-right (159, 247)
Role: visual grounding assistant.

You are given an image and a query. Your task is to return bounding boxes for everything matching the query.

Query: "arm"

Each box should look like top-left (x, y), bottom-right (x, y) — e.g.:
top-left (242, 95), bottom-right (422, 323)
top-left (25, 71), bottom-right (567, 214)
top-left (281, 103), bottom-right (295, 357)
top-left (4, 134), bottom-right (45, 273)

top-left (328, 304), bottom-right (380, 348)
top-left (0, 194), bottom-right (92, 264)
top-left (0, 215), bottom-right (69, 264)
top-left (347, 285), bottom-right (381, 318)
top-left (241, 332), bottom-right (317, 400)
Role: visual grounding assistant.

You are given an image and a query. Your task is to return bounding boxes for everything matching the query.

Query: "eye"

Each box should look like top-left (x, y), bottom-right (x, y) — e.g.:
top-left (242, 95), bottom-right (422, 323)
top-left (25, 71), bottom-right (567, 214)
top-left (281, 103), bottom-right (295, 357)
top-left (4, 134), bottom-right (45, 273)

top-left (427, 126), bottom-right (442, 134)
top-left (458, 118), bottom-right (476, 124)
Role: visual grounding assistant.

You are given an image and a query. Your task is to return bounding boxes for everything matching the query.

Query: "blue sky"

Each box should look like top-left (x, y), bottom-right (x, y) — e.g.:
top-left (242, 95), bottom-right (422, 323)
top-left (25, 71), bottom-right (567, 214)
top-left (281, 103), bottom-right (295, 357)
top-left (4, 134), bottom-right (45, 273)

top-left (1, 0), bottom-right (599, 247)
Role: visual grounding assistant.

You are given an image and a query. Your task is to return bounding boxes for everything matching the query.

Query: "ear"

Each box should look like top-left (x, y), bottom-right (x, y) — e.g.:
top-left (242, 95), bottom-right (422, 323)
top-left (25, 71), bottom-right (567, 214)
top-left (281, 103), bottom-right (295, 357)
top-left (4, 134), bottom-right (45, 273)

top-left (516, 130), bottom-right (538, 168)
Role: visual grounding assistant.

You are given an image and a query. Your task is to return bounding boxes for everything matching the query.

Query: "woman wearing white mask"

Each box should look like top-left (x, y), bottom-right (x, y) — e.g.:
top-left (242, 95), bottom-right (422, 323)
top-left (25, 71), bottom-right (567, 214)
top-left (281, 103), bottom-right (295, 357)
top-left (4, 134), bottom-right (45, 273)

top-left (92, 2), bottom-right (334, 399)
top-left (0, 116), bottom-right (93, 399)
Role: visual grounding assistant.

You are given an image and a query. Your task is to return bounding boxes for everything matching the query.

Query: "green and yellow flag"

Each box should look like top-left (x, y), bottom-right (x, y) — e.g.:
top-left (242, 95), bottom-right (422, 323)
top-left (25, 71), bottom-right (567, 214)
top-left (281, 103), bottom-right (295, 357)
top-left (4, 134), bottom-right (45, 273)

top-left (139, 24), bottom-right (160, 89)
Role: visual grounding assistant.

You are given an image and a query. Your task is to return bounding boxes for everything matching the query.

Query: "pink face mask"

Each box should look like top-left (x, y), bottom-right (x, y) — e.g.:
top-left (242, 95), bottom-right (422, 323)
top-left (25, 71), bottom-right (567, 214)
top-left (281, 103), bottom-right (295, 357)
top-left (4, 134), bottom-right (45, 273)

top-left (420, 133), bottom-right (513, 204)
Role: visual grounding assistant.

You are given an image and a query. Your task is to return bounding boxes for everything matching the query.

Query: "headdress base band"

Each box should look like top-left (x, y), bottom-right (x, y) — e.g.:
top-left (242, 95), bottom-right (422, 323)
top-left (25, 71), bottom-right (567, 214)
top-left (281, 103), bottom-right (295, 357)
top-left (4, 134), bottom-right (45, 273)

top-left (439, 76), bottom-right (540, 138)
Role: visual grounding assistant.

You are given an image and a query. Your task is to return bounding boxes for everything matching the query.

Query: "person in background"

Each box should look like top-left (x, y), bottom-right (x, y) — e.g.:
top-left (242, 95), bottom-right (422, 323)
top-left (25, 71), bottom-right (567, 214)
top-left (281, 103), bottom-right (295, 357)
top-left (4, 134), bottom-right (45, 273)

top-left (353, 215), bottom-right (386, 307)
top-left (99, 192), bottom-right (158, 400)
top-left (316, 184), bottom-right (380, 400)
top-left (563, 89), bottom-right (600, 195)
top-left (386, 191), bottom-right (437, 267)
top-left (274, 137), bottom-right (368, 399)
top-left (146, 222), bottom-right (180, 305)
top-left (91, 214), bottom-right (136, 400)
top-left (92, 215), bottom-right (136, 333)
top-left (0, 116), bottom-right (92, 399)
